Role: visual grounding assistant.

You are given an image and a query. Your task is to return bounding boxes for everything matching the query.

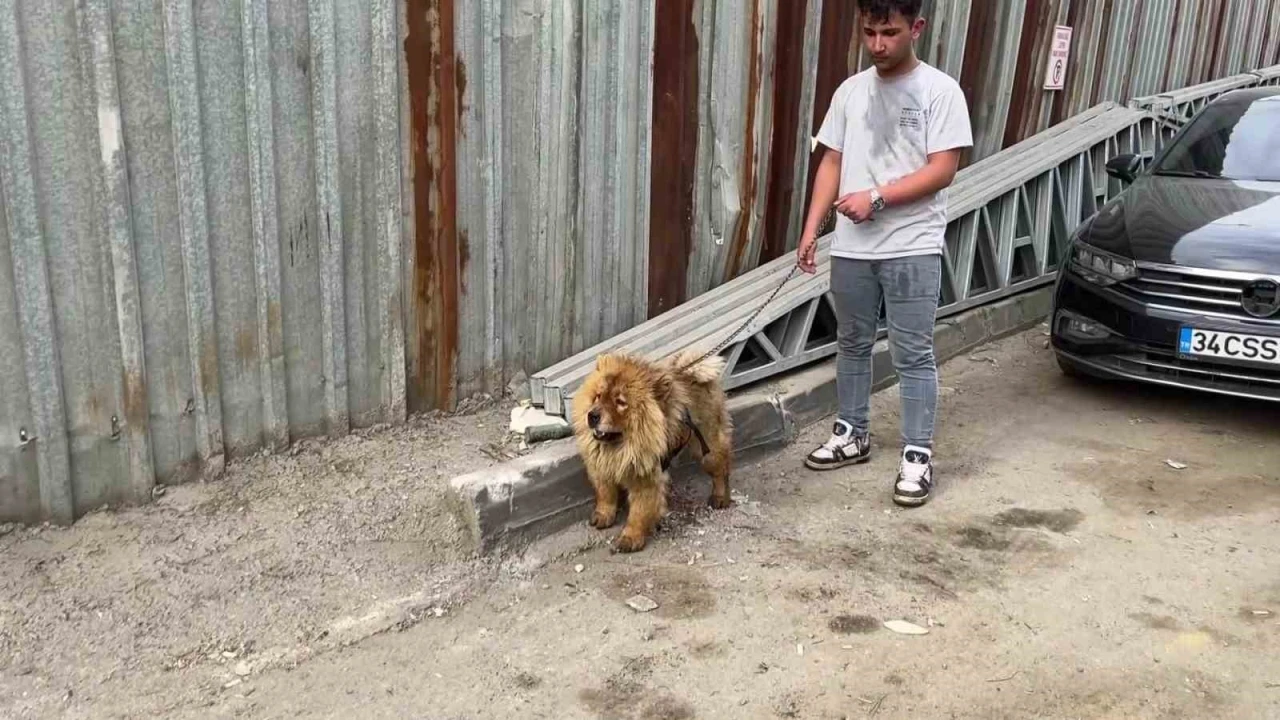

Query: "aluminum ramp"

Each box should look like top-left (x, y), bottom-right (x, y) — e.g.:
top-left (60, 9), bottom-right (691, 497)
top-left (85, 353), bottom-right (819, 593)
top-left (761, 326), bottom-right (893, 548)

top-left (530, 102), bottom-right (1174, 417)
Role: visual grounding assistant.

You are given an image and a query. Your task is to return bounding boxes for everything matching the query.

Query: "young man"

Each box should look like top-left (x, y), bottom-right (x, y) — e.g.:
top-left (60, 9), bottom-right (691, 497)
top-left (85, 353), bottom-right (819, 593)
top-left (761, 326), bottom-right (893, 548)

top-left (796, 0), bottom-right (972, 507)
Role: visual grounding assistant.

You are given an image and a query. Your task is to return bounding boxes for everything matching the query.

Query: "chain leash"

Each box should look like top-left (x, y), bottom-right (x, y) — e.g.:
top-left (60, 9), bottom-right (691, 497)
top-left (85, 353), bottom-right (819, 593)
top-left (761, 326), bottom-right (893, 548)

top-left (677, 207), bottom-right (836, 372)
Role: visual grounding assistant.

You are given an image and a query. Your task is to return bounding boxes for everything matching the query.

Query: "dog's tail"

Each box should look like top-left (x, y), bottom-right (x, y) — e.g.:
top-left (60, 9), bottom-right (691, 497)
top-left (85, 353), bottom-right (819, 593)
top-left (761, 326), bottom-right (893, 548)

top-left (668, 351), bottom-right (726, 386)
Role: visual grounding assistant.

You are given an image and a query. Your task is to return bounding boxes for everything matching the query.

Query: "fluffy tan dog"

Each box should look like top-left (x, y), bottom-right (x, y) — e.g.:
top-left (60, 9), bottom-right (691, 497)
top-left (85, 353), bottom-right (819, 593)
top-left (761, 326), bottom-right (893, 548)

top-left (571, 351), bottom-right (733, 553)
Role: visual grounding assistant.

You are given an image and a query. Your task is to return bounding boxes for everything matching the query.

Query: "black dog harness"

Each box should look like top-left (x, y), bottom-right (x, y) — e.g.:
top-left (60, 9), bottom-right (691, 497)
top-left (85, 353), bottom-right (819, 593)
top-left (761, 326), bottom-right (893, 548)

top-left (661, 409), bottom-right (710, 472)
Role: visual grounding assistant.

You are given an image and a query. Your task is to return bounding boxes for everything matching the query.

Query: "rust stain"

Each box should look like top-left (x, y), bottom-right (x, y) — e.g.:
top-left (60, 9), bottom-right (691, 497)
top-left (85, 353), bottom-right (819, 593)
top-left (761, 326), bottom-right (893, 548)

top-left (455, 56), bottom-right (468, 130)
top-left (807, 0), bottom-right (858, 180)
top-left (406, 0), bottom-right (460, 412)
top-left (761, 0), bottom-right (812, 264)
top-left (458, 228), bottom-right (470, 295)
top-left (647, 0), bottom-right (701, 318)
top-left (199, 340), bottom-right (219, 401)
top-left (958, 0), bottom-right (999, 168)
top-left (235, 327), bottom-right (257, 365)
top-left (725, 0), bottom-right (763, 281)
top-left (267, 300), bottom-right (283, 342)
top-left (121, 368), bottom-right (148, 432)
top-left (1001, 0), bottom-right (1050, 150)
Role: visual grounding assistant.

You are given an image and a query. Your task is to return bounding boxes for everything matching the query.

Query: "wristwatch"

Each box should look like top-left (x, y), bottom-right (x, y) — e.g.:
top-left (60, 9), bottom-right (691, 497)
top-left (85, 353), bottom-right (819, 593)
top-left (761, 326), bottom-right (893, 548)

top-left (869, 188), bottom-right (886, 213)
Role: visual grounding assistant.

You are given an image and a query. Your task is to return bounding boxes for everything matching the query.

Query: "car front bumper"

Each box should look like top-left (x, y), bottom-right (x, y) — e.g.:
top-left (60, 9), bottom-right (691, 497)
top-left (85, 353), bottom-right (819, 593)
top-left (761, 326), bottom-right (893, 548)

top-left (1049, 264), bottom-right (1280, 403)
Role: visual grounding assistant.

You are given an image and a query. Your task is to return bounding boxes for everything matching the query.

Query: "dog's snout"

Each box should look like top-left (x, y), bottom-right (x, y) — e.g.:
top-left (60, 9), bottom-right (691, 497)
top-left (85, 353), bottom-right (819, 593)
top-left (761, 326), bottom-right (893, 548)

top-left (587, 410), bottom-right (601, 427)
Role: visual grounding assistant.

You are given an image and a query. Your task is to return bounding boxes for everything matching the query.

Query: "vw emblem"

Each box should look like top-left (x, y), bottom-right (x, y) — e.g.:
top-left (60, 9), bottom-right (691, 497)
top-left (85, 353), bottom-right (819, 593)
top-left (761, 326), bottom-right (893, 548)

top-left (1241, 279), bottom-right (1280, 318)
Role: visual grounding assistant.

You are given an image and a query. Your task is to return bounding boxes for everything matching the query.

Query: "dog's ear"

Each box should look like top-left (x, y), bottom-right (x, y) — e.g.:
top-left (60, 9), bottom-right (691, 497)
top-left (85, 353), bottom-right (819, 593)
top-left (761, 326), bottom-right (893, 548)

top-left (650, 370), bottom-right (674, 405)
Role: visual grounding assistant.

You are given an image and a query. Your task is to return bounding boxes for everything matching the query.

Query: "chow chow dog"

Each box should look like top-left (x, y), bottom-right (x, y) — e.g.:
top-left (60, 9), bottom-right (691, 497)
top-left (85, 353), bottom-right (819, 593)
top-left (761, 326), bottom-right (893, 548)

top-left (571, 351), bottom-right (733, 553)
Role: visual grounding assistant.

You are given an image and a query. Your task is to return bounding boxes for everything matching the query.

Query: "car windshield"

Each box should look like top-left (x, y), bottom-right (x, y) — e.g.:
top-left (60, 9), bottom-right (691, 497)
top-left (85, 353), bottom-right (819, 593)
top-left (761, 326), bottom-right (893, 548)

top-left (1152, 95), bottom-right (1280, 182)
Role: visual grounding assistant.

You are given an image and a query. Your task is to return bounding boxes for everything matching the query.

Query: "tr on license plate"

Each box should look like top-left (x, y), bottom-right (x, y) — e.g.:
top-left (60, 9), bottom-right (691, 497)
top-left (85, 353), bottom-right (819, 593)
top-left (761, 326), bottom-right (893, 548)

top-left (1178, 327), bottom-right (1280, 364)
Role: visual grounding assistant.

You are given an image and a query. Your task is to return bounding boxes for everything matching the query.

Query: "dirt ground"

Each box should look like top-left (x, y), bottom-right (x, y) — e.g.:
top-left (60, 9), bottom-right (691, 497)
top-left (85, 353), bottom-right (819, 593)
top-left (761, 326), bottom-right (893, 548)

top-left (4, 327), bottom-right (1280, 719)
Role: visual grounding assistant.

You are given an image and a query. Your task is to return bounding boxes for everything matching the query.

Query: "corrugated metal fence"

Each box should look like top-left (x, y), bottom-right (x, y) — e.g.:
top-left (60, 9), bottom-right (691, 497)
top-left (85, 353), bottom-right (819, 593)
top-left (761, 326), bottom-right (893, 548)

top-left (1, 0), bottom-right (406, 522)
top-left (2, 0), bottom-right (1278, 523)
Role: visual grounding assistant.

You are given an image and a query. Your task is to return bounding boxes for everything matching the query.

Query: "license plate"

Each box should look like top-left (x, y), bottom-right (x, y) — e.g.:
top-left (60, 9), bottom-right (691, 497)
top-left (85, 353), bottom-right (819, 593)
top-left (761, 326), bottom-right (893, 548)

top-left (1178, 327), bottom-right (1280, 364)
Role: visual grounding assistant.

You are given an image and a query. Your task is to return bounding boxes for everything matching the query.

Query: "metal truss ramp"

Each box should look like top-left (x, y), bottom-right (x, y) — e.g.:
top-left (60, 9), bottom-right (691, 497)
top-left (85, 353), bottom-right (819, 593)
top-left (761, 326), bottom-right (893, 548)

top-left (530, 102), bottom-right (1176, 417)
top-left (1131, 65), bottom-right (1280, 124)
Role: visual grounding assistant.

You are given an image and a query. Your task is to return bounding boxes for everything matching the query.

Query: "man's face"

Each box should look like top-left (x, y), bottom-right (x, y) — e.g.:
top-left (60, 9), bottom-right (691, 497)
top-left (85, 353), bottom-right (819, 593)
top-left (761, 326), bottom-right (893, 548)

top-left (860, 11), bottom-right (924, 71)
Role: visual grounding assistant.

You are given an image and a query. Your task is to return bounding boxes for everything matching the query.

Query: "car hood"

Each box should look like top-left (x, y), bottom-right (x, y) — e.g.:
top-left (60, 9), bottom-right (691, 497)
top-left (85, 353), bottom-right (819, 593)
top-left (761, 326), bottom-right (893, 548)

top-left (1083, 176), bottom-right (1280, 271)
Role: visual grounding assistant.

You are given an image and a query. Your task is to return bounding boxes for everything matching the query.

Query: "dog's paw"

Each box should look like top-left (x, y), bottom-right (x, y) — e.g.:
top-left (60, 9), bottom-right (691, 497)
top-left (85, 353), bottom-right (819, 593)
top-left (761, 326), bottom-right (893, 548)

top-left (707, 493), bottom-right (732, 510)
top-left (589, 509), bottom-right (617, 529)
top-left (612, 532), bottom-right (647, 554)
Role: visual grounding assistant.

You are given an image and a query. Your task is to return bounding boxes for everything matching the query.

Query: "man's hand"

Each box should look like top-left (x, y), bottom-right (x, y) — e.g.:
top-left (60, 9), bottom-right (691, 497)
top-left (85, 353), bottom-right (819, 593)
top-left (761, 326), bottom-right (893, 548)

top-left (835, 190), bottom-right (874, 224)
top-left (797, 234), bottom-right (818, 274)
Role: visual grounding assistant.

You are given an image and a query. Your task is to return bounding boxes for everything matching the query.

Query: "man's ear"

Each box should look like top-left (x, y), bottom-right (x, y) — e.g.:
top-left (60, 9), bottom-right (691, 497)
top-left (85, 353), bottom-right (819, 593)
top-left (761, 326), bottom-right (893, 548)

top-left (912, 16), bottom-right (926, 40)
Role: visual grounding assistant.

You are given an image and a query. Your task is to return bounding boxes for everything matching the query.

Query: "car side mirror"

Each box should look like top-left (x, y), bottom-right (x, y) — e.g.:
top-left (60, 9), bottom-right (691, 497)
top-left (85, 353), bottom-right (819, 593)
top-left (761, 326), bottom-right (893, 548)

top-left (1106, 154), bottom-right (1143, 184)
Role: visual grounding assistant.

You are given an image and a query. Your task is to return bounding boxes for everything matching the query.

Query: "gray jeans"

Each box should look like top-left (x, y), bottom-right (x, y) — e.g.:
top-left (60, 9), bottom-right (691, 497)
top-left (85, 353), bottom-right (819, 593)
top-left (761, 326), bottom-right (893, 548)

top-left (829, 254), bottom-right (942, 449)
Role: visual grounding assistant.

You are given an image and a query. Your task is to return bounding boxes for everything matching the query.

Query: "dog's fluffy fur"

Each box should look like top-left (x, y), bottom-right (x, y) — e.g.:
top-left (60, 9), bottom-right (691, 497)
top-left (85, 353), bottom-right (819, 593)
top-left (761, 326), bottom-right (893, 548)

top-left (571, 351), bottom-right (733, 553)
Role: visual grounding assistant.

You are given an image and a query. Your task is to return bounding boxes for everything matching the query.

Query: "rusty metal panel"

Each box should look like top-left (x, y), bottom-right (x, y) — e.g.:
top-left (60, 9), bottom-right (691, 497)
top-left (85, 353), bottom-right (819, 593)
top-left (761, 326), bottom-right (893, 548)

top-left (760, 0), bottom-right (831, 269)
top-left (761, 0), bottom-right (816, 264)
top-left (405, 0), bottom-right (460, 413)
top-left (1001, 0), bottom-right (1064, 149)
top-left (0, 0), bottom-right (409, 523)
top-left (685, 0), bottom-right (778, 297)
top-left (961, 0), bottom-right (1029, 161)
top-left (648, 0), bottom-right (700, 317)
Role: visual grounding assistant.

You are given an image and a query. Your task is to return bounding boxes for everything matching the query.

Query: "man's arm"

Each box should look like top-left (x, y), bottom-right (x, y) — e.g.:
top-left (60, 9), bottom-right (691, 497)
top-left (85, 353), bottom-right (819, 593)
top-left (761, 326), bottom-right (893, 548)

top-left (804, 147), bottom-right (842, 238)
top-left (875, 148), bottom-right (962, 207)
top-left (834, 148), bottom-right (963, 221)
top-left (797, 146), bottom-right (842, 273)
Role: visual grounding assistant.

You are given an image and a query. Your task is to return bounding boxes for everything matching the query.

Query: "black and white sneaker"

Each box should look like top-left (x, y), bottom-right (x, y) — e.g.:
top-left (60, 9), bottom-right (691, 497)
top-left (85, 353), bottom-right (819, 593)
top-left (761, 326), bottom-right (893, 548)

top-left (804, 420), bottom-right (871, 471)
top-left (893, 446), bottom-right (934, 506)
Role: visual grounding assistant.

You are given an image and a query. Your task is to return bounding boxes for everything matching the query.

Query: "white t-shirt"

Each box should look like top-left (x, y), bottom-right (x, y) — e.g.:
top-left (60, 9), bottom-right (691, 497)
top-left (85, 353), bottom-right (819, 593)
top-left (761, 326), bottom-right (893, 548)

top-left (815, 61), bottom-right (973, 260)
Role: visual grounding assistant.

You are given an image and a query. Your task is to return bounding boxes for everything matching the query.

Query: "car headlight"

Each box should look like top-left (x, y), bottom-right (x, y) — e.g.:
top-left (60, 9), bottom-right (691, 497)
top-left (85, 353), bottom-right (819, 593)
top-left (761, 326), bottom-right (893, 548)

top-left (1069, 242), bottom-right (1137, 286)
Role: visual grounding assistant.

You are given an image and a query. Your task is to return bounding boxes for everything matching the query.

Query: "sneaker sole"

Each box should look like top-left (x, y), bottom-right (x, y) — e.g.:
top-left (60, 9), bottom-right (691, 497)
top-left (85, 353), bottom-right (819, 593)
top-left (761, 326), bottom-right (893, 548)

top-left (804, 453), bottom-right (870, 471)
top-left (892, 493), bottom-right (929, 507)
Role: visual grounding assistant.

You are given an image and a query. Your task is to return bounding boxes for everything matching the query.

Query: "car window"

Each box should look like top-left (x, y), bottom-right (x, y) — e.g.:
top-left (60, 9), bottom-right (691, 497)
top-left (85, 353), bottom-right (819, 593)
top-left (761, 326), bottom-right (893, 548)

top-left (1153, 96), bottom-right (1280, 182)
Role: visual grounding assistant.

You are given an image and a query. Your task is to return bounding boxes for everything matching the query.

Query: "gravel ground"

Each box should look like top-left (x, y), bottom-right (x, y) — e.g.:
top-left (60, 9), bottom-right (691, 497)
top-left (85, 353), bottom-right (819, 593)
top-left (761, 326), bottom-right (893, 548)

top-left (3, 328), bottom-right (1279, 719)
top-left (0, 398), bottom-right (519, 718)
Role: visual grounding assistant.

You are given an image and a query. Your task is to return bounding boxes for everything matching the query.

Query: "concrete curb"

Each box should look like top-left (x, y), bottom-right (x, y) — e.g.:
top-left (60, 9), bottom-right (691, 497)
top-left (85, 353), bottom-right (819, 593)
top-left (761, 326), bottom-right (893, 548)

top-left (448, 287), bottom-right (1054, 554)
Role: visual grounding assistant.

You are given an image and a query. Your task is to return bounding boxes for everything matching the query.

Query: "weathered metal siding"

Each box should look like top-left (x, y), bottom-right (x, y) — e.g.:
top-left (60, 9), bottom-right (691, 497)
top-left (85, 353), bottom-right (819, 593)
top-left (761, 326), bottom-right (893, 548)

top-left (1003, 0), bottom-right (1280, 147)
top-left (760, 0), bottom-right (824, 264)
top-left (0, 0), bottom-right (406, 523)
top-left (404, 0), bottom-right (460, 414)
top-left (648, 0), bottom-right (700, 317)
top-left (684, 0), bottom-right (778, 298)
top-left (454, 0), bottom-right (653, 401)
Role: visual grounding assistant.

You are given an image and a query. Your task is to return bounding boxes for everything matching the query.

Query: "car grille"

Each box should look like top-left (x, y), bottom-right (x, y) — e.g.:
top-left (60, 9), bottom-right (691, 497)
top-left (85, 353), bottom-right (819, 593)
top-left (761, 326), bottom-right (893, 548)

top-left (1109, 346), bottom-right (1280, 400)
top-left (1120, 267), bottom-right (1259, 319)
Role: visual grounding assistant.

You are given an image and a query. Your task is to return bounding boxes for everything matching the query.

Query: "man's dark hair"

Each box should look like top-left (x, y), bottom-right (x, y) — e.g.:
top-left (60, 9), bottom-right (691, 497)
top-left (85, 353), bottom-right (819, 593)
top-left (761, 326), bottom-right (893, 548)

top-left (856, 0), bottom-right (923, 23)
